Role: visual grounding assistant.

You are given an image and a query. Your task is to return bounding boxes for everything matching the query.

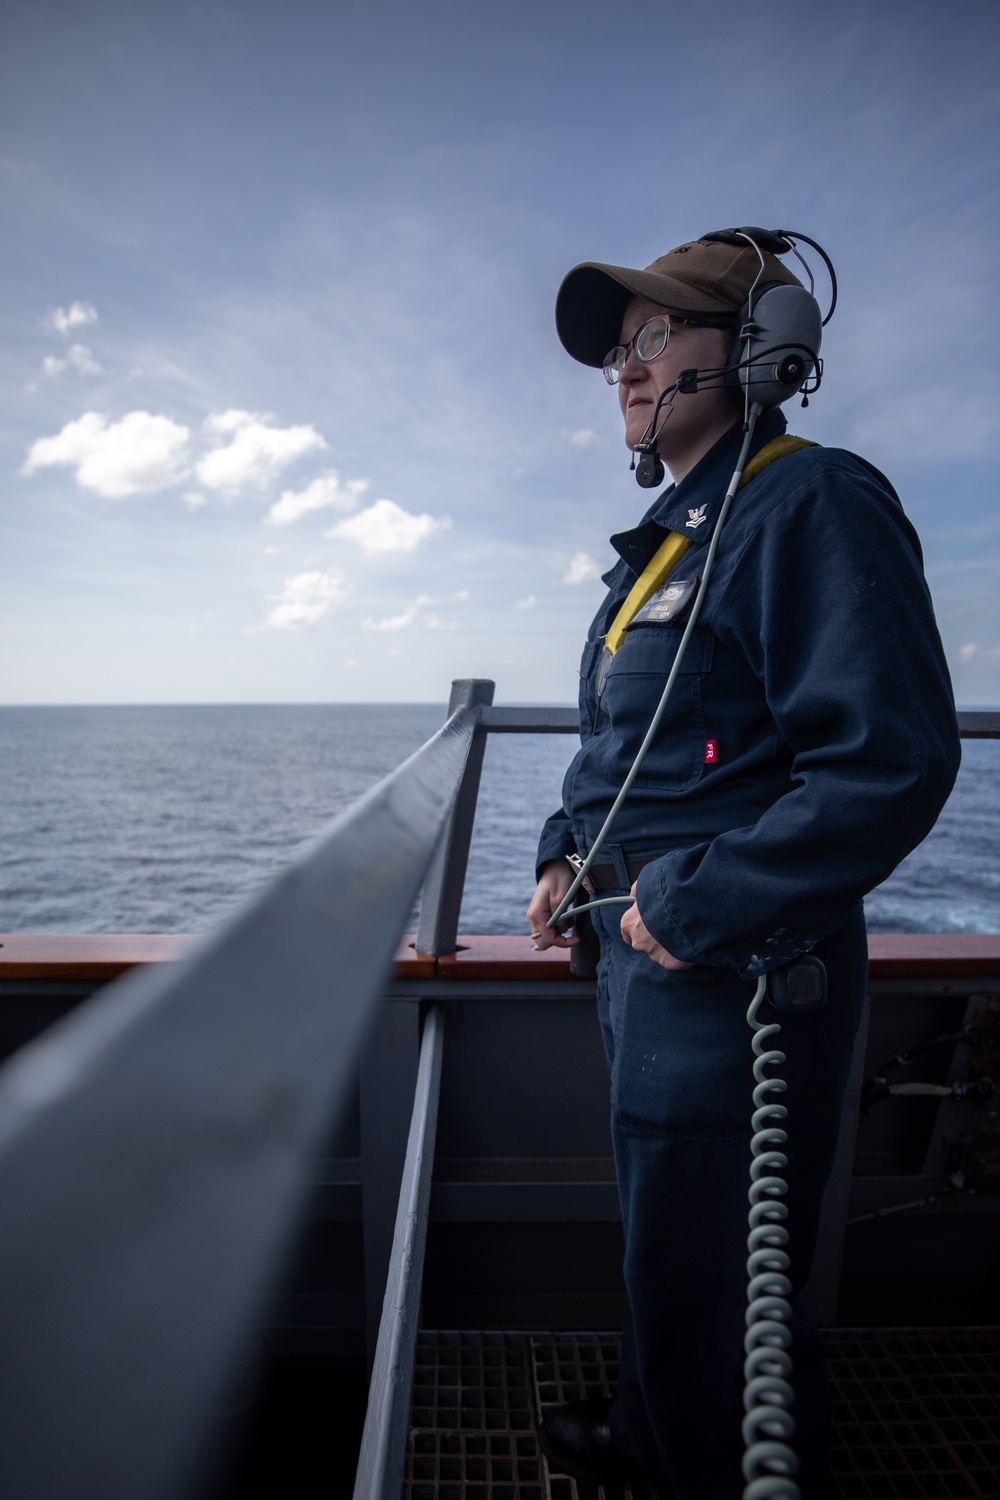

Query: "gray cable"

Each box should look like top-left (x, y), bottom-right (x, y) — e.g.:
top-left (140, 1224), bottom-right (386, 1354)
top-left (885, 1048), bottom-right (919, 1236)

top-left (736, 233), bottom-right (767, 429)
top-left (565, 894), bottom-right (634, 918)
top-left (548, 403), bottom-right (763, 931)
top-left (543, 401), bottom-right (793, 1499)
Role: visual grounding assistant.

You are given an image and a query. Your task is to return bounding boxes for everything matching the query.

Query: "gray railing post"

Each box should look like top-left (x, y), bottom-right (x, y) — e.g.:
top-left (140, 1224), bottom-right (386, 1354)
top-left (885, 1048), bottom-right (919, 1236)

top-left (415, 679), bottom-right (495, 956)
top-left (360, 1002), bottom-right (420, 1367)
top-left (353, 1003), bottom-right (446, 1500)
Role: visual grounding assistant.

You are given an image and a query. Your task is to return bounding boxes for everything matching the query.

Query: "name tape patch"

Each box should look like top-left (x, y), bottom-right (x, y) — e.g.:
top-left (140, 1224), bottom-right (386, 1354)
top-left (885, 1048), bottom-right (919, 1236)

top-left (629, 576), bottom-right (699, 628)
top-left (704, 740), bottom-right (717, 763)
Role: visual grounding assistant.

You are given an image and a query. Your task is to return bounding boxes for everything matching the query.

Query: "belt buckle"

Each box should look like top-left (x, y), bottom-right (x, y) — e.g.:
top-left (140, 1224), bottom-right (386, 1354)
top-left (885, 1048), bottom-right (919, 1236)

top-left (566, 852), bottom-right (597, 895)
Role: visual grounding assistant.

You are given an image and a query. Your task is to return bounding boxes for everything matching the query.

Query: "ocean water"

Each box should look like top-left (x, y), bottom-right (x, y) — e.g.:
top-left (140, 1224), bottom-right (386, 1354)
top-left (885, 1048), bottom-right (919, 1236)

top-left (0, 704), bottom-right (997, 936)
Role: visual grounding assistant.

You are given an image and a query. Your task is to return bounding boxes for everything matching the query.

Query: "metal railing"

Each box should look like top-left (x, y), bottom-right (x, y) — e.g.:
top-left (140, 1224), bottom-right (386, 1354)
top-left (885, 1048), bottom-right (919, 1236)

top-left (0, 679), bottom-right (550, 1500)
top-left (0, 687), bottom-right (992, 1499)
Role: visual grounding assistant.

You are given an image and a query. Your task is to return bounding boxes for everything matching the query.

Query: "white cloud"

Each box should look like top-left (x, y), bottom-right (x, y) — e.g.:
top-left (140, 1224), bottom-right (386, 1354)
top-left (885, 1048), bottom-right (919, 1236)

top-left (267, 470), bottom-right (368, 526)
top-left (363, 594), bottom-right (434, 631)
top-left (204, 410), bottom-right (255, 436)
top-left (328, 498), bottom-right (450, 553)
top-left (47, 301), bottom-right (97, 336)
top-left (514, 595), bottom-right (537, 610)
top-left (40, 344), bottom-right (102, 380)
top-left (21, 410), bottom-right (190, 498)
top-left (196, 410), bottom-right (327, 494)
top-left (568, 428), bottom-right (598, 449)
top-left (67, 343), bottom-right (101, 375)
top-left (182, 491), bottom-right (207, 510)
top-left (563, 551), bottom-right (603, 585)
top-left (958, 643), bottom-right (1000, 664)
top-left (361, 594), bottom-right (457, 631)
top-left (264, 569), bottom-right (347, 630)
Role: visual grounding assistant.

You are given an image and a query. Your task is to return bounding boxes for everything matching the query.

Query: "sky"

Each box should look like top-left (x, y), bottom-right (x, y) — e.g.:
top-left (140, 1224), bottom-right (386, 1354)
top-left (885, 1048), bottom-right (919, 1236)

top-left (1, 0), bottom-right (998, 706)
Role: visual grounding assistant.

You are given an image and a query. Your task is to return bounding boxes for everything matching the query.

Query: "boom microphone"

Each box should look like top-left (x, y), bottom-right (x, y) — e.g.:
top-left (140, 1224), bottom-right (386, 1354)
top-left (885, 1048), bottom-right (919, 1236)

top-left (634, 445), bottom-right (665, 488)
top-left (631, 381), bottom-right (678, 489)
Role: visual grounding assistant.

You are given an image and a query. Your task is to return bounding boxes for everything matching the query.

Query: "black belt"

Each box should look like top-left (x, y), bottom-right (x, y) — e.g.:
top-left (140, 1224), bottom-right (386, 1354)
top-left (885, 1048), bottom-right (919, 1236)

top-left (578, 852), bottom-right (661, 893)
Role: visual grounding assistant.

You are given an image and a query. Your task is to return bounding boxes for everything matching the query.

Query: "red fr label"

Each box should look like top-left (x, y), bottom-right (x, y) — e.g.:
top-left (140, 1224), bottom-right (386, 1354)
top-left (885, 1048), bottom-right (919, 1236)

top-left (704, 740), bottom-right (717, 764)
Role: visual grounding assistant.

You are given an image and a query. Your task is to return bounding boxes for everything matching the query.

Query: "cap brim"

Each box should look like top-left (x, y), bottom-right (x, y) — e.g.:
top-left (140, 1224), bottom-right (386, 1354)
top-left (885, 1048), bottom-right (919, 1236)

top-left (555, 262), bottom-right (736, 367)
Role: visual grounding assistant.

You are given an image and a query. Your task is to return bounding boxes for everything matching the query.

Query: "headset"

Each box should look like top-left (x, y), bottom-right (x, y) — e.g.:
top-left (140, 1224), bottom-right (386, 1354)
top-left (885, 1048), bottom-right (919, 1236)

top-left (632, 227), bottom-right (836, 489)
top-left (549, 227), bottom-right (839, 1500)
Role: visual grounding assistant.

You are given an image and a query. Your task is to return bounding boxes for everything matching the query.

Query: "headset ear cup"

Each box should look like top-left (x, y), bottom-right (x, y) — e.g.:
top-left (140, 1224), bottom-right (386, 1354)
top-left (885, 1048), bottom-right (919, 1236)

top-left (725, 281), bottom-right (825, 410)
top-left (723, 280), bottom-right (785, 411)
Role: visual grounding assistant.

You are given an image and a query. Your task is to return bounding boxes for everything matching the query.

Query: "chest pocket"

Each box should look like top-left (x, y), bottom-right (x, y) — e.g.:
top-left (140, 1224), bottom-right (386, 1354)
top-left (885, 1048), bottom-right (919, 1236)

top-left (599, 624), bottom-right (715, 792)
top-left (578, 635), bottom-right (604, 738)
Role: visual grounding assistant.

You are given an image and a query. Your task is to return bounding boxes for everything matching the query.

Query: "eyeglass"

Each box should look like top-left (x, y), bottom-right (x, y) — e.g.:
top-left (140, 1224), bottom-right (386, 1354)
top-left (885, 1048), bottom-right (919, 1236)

top-left (603, 315), bottom-right (673, 385)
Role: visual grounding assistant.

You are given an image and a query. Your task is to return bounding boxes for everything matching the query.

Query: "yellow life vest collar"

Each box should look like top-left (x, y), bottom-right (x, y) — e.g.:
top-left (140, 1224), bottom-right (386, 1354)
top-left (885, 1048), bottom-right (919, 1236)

top-left (602, 434), bottom-right (817, 658)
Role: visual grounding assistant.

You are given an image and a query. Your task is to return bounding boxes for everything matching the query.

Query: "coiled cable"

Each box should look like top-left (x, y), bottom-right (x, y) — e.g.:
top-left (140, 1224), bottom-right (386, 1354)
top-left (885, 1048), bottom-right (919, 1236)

top-left (743, 975), bottom-right (801, 1500)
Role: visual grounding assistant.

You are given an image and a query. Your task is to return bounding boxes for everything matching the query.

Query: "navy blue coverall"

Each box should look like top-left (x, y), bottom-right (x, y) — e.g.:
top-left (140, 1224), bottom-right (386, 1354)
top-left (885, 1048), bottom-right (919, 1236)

top-left (537, 407), bottom-right (961, 1498)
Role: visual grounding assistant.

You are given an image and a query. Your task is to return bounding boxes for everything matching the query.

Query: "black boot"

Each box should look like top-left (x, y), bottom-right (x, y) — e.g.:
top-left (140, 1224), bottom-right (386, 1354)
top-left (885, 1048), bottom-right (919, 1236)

top-left (537, 1398), bottom-right (675, 1495)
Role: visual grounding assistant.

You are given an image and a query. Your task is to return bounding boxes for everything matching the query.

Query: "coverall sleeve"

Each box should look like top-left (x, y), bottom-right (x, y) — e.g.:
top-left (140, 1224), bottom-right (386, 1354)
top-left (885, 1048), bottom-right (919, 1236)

top-left (536, 806), bottom-right (577, 880)
top-left (635, 460), bottom-right (962, 979)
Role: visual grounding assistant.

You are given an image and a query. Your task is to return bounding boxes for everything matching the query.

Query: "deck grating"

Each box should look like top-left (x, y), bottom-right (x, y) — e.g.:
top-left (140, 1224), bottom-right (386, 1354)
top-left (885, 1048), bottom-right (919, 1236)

top-left (404, 1328), bottom-right (1000, 1499)
top-left (825, 1328), bottom-right (1000, 1497)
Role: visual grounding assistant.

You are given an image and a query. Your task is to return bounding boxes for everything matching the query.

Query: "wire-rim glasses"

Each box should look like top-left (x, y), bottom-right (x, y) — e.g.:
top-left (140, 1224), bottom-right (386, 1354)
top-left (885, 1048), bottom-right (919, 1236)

top-left (603, 315), bottom-right (672, 385)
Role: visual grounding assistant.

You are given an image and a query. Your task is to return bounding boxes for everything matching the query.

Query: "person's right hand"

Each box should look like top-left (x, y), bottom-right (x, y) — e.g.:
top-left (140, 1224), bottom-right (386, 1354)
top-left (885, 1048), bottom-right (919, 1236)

top-left (526, 859), bottom-right (580, 950)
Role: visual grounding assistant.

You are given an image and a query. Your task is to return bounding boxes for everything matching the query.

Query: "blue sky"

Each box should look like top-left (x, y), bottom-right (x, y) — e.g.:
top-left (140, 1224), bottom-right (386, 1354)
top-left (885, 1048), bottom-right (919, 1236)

top-left (1, 0), bottom-right (998, 705)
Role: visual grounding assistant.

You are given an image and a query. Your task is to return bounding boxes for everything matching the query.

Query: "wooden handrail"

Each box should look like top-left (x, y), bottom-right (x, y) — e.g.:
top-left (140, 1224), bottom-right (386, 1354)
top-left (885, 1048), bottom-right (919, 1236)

top-left (2, 931), bottom-right (998, 982)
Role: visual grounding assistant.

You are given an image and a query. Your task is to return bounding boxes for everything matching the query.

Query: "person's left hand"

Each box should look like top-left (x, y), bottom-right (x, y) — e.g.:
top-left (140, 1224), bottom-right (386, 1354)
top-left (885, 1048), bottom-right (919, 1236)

top-left (620, 882), bottom-right (694, 971)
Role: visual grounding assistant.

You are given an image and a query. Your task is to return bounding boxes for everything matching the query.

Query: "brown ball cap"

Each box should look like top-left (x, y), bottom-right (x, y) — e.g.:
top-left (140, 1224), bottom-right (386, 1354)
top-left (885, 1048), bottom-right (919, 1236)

top-left (555, 237), bottom-right (803, 368)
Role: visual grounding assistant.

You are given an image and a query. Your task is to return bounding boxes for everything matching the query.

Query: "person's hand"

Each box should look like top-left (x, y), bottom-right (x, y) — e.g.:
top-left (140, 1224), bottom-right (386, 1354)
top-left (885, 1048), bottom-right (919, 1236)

top-left (620, 882), bottom-right (694, 970)
top-left (526, 860), bottom-right (580, 950)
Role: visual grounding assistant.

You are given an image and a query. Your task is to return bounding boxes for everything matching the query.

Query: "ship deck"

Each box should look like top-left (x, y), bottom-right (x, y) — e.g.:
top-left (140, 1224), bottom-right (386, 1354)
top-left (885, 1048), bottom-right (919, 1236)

top-left (2, 932), bottom-right (999, 1498)
top-left (404, 1327), bottom-right (1000, 1500)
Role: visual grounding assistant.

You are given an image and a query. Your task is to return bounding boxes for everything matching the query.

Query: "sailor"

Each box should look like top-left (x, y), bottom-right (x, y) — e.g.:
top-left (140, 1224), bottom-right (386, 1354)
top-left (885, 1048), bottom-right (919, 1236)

top-left (527, 233), bottom-right (961, 1499)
